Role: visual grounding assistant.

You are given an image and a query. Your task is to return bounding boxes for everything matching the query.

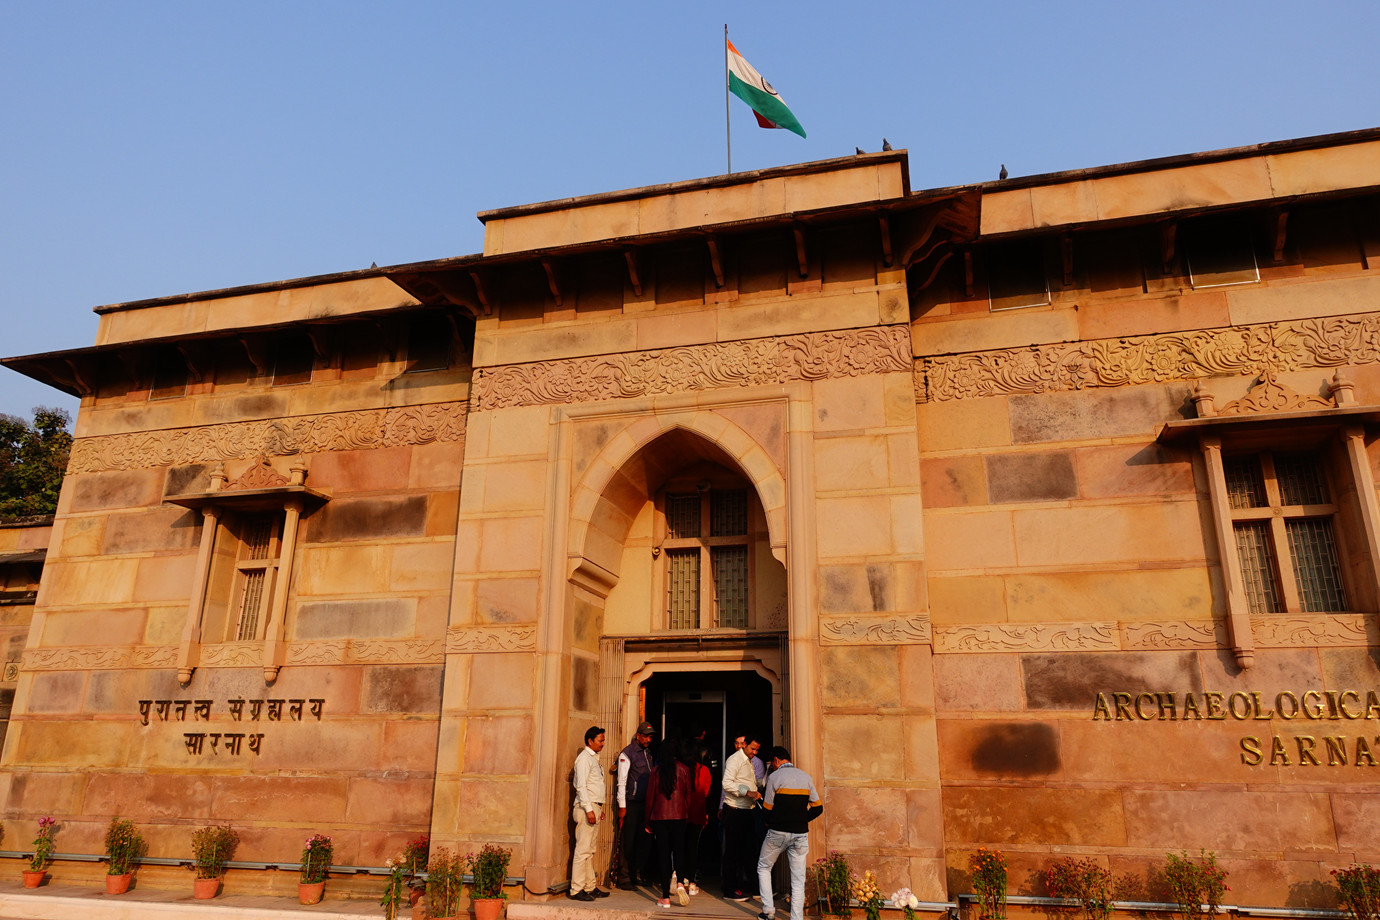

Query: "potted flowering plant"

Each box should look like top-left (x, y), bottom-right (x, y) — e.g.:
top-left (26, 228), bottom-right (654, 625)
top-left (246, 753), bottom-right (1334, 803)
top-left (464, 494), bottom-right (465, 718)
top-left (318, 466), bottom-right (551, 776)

top-left (383, 835), bottom-right (432, 919)
top-left (1332, 864), bottom-right (1380, 920)
top-left (24, 816), bottom-right (56, 887)
top-left (103, 817), bottom-right (145, 894)
top-left (1163, 850), bottom-right (1228, 920)
top-left (189, 823), bottom-right (239, 899)
top-left (890, 887), bottom-right (922, 920)
top-left (854, 870), bottom-right (885, 920)
top-left (426, 848), bottom-right (464, 920)
top-left (466, 843), bottom-right (512, 920)
top-left (970, 847), bottom-right (1008, 920)
top-left (815, 851), bottom-right (854, 917)
top-left (298, 833), bottom-right (333, 904)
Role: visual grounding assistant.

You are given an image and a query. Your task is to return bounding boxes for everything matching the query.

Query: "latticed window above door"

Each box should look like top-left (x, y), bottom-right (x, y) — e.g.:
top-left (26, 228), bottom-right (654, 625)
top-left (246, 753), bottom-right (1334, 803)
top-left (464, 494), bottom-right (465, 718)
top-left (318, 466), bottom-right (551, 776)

top-left (658, 487), bottom-right (752, 629)
top-left (1224, 451), bottom-right (1347, 613)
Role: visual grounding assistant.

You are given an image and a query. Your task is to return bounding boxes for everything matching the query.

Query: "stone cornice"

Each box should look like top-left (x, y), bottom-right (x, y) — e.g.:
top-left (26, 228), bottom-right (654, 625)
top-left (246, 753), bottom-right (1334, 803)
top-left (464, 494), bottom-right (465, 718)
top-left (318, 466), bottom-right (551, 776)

top-left (930, 615), bottom-right (1374, 654)
top-left (471, 326), bottom-right (912, 411)
top-left (916, 311), bottom-right (1380, 402)
top-left (68, 402), bottom-right (467, 474)
top-left (20, 637), bottom-right (446, 671)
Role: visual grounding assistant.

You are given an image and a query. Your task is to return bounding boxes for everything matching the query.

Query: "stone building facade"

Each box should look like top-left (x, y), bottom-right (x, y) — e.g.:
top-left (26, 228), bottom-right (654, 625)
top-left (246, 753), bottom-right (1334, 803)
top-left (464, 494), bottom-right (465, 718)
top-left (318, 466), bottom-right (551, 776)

top-left (4, 127), bottom-right (1379, 905)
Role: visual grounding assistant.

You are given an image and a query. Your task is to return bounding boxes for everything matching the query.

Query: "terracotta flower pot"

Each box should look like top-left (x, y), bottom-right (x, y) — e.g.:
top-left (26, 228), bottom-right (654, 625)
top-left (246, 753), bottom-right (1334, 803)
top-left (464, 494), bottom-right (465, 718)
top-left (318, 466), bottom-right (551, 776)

top-left (193, 876), bottom-right (221, 899)
top-left (473, 897), bottom-right (505, 920)
top-left (22, 869), bottom-right (45, 888)
top-left (299, 880), bottom-right (326, 904)
top-left (106, 872), bottom-right (133, 894)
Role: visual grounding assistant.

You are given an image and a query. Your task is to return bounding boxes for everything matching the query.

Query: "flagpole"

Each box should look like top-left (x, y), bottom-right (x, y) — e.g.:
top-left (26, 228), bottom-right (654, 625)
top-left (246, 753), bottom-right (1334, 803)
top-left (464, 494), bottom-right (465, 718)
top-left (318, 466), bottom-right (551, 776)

top-left (724, 24), bottom-right (732, 174)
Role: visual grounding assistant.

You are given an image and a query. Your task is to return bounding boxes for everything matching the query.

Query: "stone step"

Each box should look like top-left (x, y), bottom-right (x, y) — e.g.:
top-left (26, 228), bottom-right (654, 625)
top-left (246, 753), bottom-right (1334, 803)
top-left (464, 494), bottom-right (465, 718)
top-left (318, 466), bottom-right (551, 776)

top-left (0, 882), bottom-right (380, 920)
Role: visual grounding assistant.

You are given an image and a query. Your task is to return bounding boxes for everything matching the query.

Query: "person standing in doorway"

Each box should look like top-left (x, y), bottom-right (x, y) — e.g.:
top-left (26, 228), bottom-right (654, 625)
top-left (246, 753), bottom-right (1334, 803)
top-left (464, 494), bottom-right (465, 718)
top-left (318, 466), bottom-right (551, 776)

top-left (720, 733), bottom-right (762, 900)
top-left (569, 726), bottom-right (611, 901)
top-left (617, 721), bottom-right (656, 888)
top-left (755, 746), bottom-right (822, 920)
top-left (645, 739), bottom-right (693, 908)
top-left (680, 739), bottom-right (711, 897)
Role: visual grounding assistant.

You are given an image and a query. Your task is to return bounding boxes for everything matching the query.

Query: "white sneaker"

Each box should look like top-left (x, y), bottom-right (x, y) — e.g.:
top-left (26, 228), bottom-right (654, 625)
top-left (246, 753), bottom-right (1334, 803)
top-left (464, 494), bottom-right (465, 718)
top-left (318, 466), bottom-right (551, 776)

top-left (688, 883), bottom-right (700, 896)
top-left (677, 884), bottom-right (689, 907)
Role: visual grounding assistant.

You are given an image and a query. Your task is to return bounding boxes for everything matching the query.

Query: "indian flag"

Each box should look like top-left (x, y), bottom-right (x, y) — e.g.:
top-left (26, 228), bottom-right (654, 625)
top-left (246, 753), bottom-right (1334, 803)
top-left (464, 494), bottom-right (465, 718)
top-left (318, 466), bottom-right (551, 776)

top-left (726, 40), bottom-right (806, 138)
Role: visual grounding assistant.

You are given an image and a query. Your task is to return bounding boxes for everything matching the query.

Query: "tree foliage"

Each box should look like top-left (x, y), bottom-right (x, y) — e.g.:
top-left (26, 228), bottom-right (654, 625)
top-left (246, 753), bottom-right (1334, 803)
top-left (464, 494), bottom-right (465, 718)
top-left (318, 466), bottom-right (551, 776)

top-left (0, 407), bottom-right (72, 521)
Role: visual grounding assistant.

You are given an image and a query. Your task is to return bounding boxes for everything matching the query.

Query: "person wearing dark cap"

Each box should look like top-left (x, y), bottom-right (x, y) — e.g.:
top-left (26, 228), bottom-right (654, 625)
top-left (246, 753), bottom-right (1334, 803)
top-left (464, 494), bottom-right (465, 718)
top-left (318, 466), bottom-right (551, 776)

top-left (616, 720), bottom-right (656, 888)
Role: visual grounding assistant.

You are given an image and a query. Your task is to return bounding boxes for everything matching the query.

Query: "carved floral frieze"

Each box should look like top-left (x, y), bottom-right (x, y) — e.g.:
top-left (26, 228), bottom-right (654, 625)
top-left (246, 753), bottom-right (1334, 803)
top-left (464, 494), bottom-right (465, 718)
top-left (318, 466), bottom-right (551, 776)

top-left (446, 624), bottom-right (538, 653)
top-left (917, 312), bottom-right (1380, 402)
top-left (820, 614), bottom-right (931, 645)
top-left (1251, 615), bottom-right (1372, 647)
top-left (69, 402), bottom-right (467, 474)
top-left (472, 326), bottom-right (912, 410)
top-left (1122, 621), bottom-right (1222, 650)
top-left (21, 638), bottom-right (445, 672)
top-left (932, 623), bottom-right (1119, 653)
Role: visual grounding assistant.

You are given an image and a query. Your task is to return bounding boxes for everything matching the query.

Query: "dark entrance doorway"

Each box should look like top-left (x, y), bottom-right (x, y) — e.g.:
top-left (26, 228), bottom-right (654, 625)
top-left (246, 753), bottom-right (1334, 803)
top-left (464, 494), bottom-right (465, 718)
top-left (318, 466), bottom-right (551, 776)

top-left (640, 669), bottom-right (775, 885)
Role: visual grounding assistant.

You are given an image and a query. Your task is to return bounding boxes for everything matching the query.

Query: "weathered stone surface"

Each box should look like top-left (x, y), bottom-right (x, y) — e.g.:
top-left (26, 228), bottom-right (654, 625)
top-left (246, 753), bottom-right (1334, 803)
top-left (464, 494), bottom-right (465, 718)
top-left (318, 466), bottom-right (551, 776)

top-left (943, 786), bottom-right (1127, 846)
top-left (295, 598), bottom-right (413, 639)
top-left (305, 495), bottom-right (429, 543)
top-left (361, 665), bottom-right (443, 714)
top-left (1021, 651), bottom-right (1202, 709)
top-left (985, 451), bottom-right (1077, 503)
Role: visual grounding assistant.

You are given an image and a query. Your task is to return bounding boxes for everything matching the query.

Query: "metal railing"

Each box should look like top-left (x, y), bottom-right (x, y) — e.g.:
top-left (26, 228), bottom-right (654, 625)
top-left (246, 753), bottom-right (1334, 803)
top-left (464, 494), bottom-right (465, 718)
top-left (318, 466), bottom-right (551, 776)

top-left (954, 893), bottom-right (1350, 919)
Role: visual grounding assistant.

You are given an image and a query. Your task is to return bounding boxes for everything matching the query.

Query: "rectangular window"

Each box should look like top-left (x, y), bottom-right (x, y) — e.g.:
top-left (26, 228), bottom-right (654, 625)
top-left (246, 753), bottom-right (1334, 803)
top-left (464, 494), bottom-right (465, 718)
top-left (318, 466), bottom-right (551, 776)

top-left (406, 314), bottom-right (453, 372)
top-left (986, 240), bottom-right (1051, 311)
top-left (1226, 451), bottom-right (1346, 614)
top-left (1185, 218), bottom-right (1260, 288)
top-left (711, 545), bottom-right (749, 628)
top-left (666, 494), bottom-right (701, 540)
top-left (232, 516), bottom-right (279, 641)
top-left (666, 548), bottom-right (700, 630)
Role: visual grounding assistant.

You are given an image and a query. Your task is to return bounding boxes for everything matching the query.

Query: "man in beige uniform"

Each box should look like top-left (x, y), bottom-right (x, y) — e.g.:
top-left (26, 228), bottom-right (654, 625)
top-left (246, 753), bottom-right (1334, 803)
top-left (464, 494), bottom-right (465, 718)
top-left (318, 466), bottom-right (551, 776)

top-left (570, 725), bottom-right (611, 900)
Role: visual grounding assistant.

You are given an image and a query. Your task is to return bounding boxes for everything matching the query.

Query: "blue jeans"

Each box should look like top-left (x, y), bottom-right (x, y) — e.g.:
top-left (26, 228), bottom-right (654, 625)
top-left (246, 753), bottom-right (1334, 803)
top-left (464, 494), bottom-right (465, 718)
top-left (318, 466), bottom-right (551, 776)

top-left (757, 830), bottom-right (808, 920)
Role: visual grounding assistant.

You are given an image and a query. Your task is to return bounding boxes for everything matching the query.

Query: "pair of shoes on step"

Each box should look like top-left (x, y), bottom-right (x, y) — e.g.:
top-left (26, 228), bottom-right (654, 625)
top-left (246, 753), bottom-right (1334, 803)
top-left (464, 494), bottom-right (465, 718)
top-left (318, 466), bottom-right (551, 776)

top-left (591, 888), bottom-right (609, 898)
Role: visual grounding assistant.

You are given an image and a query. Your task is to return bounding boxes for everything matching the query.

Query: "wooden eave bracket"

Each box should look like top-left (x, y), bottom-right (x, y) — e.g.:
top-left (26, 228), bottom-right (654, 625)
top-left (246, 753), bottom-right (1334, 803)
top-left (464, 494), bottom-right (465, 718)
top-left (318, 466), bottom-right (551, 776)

top-left (117, 351), bottom-right (151, 390)
top-left (541, 259), bottom-right (563, 306)
top-left (1272, 209), bottom-right (1290, 263)
top-left (238, 335), bottom-right (270, 377)
top-left (1061, 232), bottom-right (1074, 287)
top-left (468, 270), bottom-right (494, 316)
top-left (897, 206), bottom-right (947, 268)
top-left (62, 357), bottom-right (95, 397)
top-left (623, 248), bottom-right (643, 296)
top-left (304, 328), bottom-right (336, 365)
top-left (792, 225), bottom-right (809, 278)
top-left (878, 215), bottom-right (893, 267)
top-left (175, 342), bottom-right (210, 384)
top-left (1160, 221), bottom-right (1178, 274)
top-left (705, 236), bottom-right (725, 288)
top-left (963, 250), bottom-right (975, 298)
top-left (425, 273), bottom-right (485, 319)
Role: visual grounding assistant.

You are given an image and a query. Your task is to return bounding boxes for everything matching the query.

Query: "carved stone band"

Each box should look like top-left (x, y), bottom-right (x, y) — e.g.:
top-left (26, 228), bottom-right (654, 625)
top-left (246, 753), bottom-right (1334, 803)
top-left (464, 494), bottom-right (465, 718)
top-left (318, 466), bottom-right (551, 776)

top-left (933, 616), bottom-right (1373, 654)
top-left (917, 311), bottom-right (1380, 402)
top-left (69, 402), bottom-right (468, 474)
top-left (21, 638), bottom-right (445, 671)
top-left (471, 326), bottom-right (913, 411)
top-left (820, 614), bottom-right (931, 645)
top-left (446, 625), bottom-right (538, 653)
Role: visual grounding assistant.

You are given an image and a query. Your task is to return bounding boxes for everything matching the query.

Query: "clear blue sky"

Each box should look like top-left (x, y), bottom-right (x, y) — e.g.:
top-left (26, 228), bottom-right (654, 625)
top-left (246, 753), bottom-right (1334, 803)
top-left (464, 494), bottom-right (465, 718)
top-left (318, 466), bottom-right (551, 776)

top-left (2, 0), bottom-right (1377, 420)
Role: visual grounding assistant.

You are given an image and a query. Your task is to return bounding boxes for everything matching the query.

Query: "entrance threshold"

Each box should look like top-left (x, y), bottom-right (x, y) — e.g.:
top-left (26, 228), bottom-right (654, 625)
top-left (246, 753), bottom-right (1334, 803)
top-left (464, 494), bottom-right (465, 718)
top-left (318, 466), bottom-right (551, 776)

top-left (0, 880), bottom-right (379, 919)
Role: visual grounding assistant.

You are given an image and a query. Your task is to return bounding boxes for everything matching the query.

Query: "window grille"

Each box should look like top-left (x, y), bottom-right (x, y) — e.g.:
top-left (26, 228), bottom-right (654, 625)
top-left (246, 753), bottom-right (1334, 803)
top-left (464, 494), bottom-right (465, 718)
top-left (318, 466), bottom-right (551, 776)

top-left (1234, 521), bottom-right (1282, 614)
top-left (666, 494), bottom-right (701, 540)
top-left (710, 489), bottom-right (748, 537)
top-left (1224, 457), bottom-right (1265, 509)
top-left (1286, 518), bottom-right (1346, 611)
top-left (666, 548), bottom-right (700, 630)
top-left (1275, 453), bottom-right (1330, 506)
top-left (236, 570), bottom-right (267, 640)
top-left (712, 545), bottom-right (749, 628)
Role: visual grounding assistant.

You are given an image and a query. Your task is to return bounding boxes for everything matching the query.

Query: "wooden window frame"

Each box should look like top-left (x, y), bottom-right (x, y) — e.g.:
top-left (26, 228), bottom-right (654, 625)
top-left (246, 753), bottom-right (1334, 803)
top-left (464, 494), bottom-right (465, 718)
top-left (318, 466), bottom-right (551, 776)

top-left (652, 482), bottom-right (756, 631)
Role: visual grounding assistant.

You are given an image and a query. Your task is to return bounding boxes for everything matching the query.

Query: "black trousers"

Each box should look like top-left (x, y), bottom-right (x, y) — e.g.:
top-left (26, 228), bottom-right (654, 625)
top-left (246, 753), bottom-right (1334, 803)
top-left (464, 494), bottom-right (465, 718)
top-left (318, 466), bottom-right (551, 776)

top-left (652, 819), bottom-right (687, 898)
top-left (619, 800), bottom-right (650, 884)
top-left (683, 822), bottom-right (703, 884)
top-left (720, 805), bottom-right (757, 896)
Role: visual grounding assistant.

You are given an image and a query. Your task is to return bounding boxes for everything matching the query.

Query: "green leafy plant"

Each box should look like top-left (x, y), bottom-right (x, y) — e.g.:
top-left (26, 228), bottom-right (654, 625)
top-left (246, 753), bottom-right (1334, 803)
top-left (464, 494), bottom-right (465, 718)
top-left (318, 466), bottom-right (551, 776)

top-left (30, 816), bottom-right (56, 871)
top-left (1164, 851), bottom-right (1229, 920)
top-left (0, 408), bottom-right (72, 521)
top-left (104, 818), bottom-right (144, 876)
top-left (190, 824), bottom-right (240, 879)
top-left (426, 847), bottom-right (464, 918)
top-left (299, 833), bottom-right (332, 884)
top-left (382, 852), bottom-right (409, 920)
top-left (1045, 856), bottom-right (1113, 920)
top-left (1332, 865), bottom-right (1380, 920)
top-left (970, 847), bottom-right (1008, 920)
top-left (466, 843), bottom-right (512, 899)
top-left (854, 869), bottom-right (885, 920)
top-left (814, 851), bottom-right (855, 917)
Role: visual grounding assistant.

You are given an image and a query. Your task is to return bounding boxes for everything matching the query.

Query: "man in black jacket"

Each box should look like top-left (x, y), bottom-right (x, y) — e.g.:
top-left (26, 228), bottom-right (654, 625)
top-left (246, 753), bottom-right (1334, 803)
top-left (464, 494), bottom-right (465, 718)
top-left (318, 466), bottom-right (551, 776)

top-left (615, 721), bottom-right (656, 887)
top-left (755, 747), bottom-right (822, 920)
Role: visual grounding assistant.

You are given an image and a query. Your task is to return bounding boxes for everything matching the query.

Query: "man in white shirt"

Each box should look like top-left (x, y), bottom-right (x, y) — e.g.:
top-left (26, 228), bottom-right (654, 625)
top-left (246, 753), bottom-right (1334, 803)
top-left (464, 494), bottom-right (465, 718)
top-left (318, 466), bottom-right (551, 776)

top-left (720, 733), bottom-right (762, 900)
top-left (570, 725), bottom-right (611, 901)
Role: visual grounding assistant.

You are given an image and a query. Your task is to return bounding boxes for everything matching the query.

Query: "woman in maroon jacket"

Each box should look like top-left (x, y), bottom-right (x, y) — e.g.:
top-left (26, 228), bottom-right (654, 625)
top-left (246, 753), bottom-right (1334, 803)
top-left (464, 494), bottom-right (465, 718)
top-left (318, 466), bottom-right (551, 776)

top-left (645, 738), bottom-right (692, 908)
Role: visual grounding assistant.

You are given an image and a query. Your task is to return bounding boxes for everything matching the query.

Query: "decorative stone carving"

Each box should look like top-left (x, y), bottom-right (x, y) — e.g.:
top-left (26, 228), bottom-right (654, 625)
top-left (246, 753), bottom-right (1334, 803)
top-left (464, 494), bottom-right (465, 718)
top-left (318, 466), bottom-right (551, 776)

top-left (3, 661), bottom-right (19, 681)
top-left (918, 312), bottom-right (1380, 402)
top-left (472, 326), bottom-right (912, 410)
top-left (227, 456), bottom-right (289, 489)
top-left (69, 402), bottom-right (467, 473)
top-left (446, 624), bottom-right (538, 653)
top-left (1123, 621), bottom-right (1221, 649)
top-left (199, 642), bottom-right (261, 667)
top-left (1218, 370), bottom-right (1333, 415)
top-left (1251, 615), bottom-right (1371, 647)
top-left (287, 638), bottom-right (444, 665)
top-left (820, 614), bottom-right (931, 645)
top-left (932, 623), bottom-right (1118, 653)
top-left (22, 646), bottom-right (169, 671)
